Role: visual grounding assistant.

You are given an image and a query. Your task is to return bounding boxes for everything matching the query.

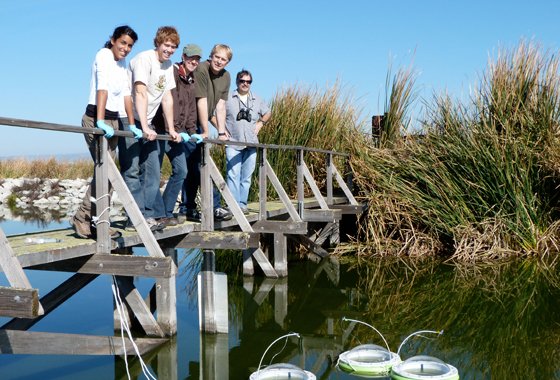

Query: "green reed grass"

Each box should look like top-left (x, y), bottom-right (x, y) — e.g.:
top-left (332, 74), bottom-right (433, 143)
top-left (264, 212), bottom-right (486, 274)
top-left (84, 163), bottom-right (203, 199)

top-left (346, 38), bottom-right (560, 260)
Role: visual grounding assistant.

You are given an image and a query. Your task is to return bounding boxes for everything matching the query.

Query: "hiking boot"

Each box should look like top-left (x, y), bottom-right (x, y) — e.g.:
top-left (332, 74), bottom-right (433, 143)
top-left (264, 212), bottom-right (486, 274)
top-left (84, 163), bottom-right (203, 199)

top-left (214, 207), bottom-right (232, 222)
top-left (185, 208), bottom-right (201, 222)
top-left (146, 217), bottom-right (166, 231)
top-left (241, 207), bottom-right (249, 215)
top-left (157, 217), bottom-right (179, 226)
top-left (70, 216), bottom-right (91, 238)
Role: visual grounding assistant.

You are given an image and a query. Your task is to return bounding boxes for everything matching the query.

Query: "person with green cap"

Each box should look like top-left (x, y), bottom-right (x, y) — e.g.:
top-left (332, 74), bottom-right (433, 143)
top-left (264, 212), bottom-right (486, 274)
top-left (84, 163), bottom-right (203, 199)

top-left (151, 43), bottom-right (204, 225)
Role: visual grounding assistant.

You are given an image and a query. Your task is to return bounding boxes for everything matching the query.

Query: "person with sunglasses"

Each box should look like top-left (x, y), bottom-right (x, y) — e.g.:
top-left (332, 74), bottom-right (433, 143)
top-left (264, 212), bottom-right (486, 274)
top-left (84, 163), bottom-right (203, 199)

top-left (70, 26), bottom-right (138, 239)
top-left (225, 69), bottom-right (271, 214)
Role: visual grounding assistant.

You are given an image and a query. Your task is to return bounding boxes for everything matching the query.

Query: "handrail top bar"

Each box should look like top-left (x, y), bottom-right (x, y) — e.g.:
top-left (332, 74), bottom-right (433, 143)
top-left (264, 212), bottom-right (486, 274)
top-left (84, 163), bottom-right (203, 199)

top-left (0, 116), bottom-right (349, 157)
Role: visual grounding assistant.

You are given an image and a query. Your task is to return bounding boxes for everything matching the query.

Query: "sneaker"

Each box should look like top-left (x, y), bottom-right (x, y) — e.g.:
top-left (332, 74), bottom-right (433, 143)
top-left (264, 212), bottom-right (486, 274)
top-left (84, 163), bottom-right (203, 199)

top-left (214, 207), bottom-right (232, 222)
top-left (125, 219), bottom-right (136, 232)
top-left (185, 208), bottom-right (201, 222)
top-left (156, 217), bottom-right (179, 226)
top-left (176, 214), bottom-right (186, 223)
top-left (70, 216), bottom-right (91, 238)
top-left (146, 217), bottom-right (166, 231)
top-left (241, 207), bottom-right (249, 215)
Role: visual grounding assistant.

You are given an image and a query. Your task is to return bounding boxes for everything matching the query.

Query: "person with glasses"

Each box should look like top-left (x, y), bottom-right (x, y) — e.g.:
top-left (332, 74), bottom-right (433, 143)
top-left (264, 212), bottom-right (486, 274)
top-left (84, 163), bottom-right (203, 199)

top-left (151, 44), bottom-right (204, 225)
top-left (70, 26), bottom-right (138, 239)
top-left (225, 69), bottom-right (271, 214)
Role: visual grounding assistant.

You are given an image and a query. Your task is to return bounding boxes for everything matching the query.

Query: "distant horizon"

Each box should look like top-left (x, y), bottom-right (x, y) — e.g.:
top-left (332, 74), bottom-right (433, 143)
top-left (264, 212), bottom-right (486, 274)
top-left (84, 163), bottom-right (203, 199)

top-left (0, 153), bottom-right (90, 161)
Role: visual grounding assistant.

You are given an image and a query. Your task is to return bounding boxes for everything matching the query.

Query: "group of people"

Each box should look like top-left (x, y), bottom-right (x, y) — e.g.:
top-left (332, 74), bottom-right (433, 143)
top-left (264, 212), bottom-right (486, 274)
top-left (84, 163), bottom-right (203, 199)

top-left (70, 25), bottom-right (271, 239)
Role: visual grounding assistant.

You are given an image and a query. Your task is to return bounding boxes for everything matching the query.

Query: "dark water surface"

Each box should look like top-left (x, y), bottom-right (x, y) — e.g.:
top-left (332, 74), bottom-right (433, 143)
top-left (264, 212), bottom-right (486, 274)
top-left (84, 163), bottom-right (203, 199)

top-left (1, 219), bottom-right (559, 379)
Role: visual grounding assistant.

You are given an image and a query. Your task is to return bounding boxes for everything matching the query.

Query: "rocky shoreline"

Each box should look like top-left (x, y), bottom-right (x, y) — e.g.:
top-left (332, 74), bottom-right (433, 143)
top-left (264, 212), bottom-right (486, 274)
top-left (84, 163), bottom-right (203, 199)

top-left (0, 178), bottom-right (127, 222)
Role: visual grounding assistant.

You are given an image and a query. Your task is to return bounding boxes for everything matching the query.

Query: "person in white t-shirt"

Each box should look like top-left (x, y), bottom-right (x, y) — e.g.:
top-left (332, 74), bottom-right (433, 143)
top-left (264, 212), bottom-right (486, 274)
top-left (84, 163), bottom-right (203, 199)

top-left (118, 26), bottom-right (179, 232)
top-left (70, 26), bottom-right (137, 239)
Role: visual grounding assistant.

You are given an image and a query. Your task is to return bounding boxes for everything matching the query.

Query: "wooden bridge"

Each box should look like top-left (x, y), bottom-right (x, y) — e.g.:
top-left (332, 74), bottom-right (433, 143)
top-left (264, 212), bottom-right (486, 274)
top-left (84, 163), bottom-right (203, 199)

top-left (0, 116), bottom-right (362, 355)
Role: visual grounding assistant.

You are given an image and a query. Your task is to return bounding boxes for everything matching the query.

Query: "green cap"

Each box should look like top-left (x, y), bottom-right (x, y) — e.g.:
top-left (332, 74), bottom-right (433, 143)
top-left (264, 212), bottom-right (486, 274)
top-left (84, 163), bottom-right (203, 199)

top-left (183, 44), bottom-right (202, 58)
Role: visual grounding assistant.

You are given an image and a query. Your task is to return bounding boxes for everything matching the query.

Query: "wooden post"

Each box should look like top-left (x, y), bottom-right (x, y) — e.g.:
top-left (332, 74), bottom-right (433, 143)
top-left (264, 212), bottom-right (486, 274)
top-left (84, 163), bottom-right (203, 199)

top-left (327, 153), bottom-right (333, 206)
top-left (94, 135), bottom-right (110, 254)
top-left (259, 148), bottom-right (267, 221)
top-left (156, 248), bottom-right (177, 336)
top-left (273, 232), bottom-right (287, 277)
top-left (200, 143), bottom-right (214, 232)
top-left (297, 149), bottom-right (304, 217)
top-left (155, 336), bottom-right (178, 380)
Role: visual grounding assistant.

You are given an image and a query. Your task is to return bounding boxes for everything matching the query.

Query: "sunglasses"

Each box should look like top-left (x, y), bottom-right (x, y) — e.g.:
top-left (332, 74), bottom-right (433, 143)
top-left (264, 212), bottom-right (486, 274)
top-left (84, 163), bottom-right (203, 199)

top-left (238, 79), bottom-right (252, 84)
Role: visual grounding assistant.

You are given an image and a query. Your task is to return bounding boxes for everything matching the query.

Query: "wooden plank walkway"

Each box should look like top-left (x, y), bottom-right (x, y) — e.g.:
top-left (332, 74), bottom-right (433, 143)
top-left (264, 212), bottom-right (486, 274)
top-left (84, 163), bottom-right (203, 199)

top-left (3, 196), bottom-right (350, 270)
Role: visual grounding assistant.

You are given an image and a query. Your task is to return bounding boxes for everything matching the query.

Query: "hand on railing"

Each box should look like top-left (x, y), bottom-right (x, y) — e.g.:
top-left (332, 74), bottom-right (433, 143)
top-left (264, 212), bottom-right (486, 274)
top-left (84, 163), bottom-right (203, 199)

top-left (96, 120), bottom-right (114, 138)
top-left (128, 124), bottom-right (143, 139)
top-left (180, 132), bottom-right (203, 144)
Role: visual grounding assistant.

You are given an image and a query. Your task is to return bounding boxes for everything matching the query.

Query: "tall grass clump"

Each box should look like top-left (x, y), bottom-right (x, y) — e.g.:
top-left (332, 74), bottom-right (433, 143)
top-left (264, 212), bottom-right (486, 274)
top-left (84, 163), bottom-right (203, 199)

top-left (212, 80), bottom-right (367, 201)
top-left (0, 157), bottom-right (94, 179)
top-left (349, 39), bottom-right (560, 260)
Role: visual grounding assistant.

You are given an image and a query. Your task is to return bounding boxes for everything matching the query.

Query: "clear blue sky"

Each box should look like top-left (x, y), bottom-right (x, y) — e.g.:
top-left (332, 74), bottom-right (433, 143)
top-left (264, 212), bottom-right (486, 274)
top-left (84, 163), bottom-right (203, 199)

top-left (1, 0), bottom-right (559, 157)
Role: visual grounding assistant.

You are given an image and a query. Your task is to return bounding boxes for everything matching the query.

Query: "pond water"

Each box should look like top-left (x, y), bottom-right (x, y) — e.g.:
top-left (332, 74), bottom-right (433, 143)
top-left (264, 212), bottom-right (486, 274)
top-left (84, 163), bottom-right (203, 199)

top-left (1, 219), bottom-right (560, 379)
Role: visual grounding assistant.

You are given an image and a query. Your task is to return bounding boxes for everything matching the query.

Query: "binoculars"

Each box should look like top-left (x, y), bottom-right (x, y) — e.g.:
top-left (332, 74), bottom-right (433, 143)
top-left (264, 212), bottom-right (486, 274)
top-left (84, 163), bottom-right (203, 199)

top-left (236, 109), bottom-right (252, 122)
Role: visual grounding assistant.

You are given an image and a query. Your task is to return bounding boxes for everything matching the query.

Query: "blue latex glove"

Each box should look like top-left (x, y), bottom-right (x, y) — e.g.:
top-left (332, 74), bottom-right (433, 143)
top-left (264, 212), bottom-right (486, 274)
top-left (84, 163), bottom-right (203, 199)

top-left (96, 120), bottom-right (114, 138)
top-left (191, 134), bottom-right (203, 144)
top-left (180, 132), bottom-right (203, 144)
top-left (129, 124), bottom-right (143, 139)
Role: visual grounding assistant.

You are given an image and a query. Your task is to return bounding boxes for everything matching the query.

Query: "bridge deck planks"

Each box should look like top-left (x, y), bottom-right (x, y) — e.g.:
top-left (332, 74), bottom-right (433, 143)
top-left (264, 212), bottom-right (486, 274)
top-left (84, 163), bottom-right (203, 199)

top-left (3, 196), bottom-right (351, 270)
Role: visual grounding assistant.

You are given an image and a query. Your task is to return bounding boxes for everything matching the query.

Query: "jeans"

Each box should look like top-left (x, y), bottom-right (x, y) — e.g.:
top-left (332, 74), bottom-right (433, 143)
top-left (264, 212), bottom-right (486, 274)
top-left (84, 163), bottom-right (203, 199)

top-left (117, 118), bottom-right (161, 218)
top-left (179, 126), bottom-right (222, 212)
top-left (226, 147), bottom-right (257, 207)
top-left (151, 137), bottom-right (187, 218)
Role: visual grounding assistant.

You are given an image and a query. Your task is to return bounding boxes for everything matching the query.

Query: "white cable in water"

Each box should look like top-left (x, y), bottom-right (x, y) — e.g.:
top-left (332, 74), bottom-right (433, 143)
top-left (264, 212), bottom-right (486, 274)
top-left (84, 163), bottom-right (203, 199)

top-left (397, 330), bottom-right (443, 357)
top-left (342, 316), bottom-right (391, 352)
top-left (256, 332), bottom-right (300, 379)
top-left (111, 275), bottom-right (157, 380)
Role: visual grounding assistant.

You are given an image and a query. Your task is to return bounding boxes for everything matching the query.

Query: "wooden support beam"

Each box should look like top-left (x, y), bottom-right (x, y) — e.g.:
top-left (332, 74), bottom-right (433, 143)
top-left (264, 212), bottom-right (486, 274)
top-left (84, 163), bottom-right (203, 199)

top-left (200, 144), bottom-right (214, 232)
top-left (208, 156), bottom-right (252, 230)
top-left (300, 158), bottom-right (329, 210)
top-left (252, 220), bottom-right (307, 234)
top-left (0, 287), bottom-right (39, 319)
top-left (273, 233), bottom-right (288, 277)
top-left (94, 135), bottom-right (110, 254)
top-left (175, 231), bottom-right (259, 249)
top-left (106, 157), bottom-right (165, 258)
top-left (2, 273), bottom-right (98, 330)
top-left (157, 248), bottom-right (177, 337)
top-left (27, 254), bottom-right (173, 278)
top-left (242, 249), bottom-right (254, 276)
top-left (302, 209), bottom-right (342, 222)
top-left (0, 330), bottom-right (167, 355)
top-left (245, 247), bottom-right (278, 278)
top-left (332, 162), bottom-right (359, 205)
top-left (274, 278), bottom-right (288, 328)
top-left (259, 148), bottom-right (267, 221)
top-left (328, 204), bottom-right (365, 214)
top-left (288, 235), bottom-right (329, 259)
top-left (0, 227), bottom-right (44, 315)
top-left (265, 160), bottom-right (301, 221)
top-left (116, 276), bottom-right (165, 337)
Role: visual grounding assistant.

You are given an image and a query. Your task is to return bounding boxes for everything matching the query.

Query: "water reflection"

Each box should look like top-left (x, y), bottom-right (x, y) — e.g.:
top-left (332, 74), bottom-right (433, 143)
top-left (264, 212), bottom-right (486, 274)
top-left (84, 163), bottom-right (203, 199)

top-left (179, 253), bottom-right (560, 380)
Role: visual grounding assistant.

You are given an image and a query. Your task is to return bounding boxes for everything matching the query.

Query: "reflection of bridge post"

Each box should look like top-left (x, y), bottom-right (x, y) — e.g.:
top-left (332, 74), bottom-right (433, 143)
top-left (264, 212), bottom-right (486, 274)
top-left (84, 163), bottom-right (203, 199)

top-left (275, 277), bottom-right (288, 328)
top-left (198, 250), bottom-right (228, 333)
top-left (200, 332), bottom-right (229, 380)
